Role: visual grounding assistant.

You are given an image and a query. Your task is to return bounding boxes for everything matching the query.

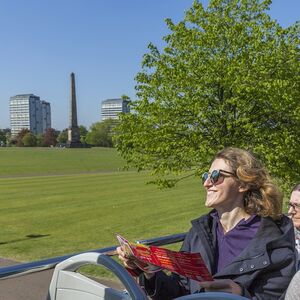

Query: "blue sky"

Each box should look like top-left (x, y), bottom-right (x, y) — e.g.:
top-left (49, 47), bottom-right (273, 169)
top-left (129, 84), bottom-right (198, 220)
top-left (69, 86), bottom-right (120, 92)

top-left (0, 0), bottom-right (299, 131)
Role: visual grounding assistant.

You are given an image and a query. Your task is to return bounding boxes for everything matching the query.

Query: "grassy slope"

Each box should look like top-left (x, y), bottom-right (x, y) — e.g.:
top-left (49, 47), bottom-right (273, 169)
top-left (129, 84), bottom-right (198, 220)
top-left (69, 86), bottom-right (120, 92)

top-left (0, 147), bottom-right (124, 176)
top-left (0, 147), bottom-right (209, 278)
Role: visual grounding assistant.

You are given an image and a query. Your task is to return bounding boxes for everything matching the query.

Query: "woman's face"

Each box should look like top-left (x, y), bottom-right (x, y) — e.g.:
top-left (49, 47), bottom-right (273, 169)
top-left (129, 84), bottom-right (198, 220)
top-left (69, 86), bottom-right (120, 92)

top-left (203, 158), bottom-right (245, 212)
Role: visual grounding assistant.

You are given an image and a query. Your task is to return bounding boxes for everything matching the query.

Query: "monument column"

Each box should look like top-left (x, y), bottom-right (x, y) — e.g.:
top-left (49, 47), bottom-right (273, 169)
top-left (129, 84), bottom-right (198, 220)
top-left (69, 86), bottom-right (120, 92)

top-left (67, 72), bottom-right (81, 147)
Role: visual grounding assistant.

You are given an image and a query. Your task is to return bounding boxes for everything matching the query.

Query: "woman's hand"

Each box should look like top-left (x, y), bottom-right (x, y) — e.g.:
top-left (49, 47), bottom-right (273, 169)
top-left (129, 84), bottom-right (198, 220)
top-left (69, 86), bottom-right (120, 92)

top-left (200, 279), bottom-right (242, 295)
top-left (116, 246), bottom-right (156, 279)
top-left (116, 246), bottom-right (138, 269)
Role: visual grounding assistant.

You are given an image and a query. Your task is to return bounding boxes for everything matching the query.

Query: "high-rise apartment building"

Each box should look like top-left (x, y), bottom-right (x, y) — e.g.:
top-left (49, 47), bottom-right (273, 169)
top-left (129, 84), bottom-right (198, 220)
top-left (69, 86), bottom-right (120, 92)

top-left (9, 94), bottom-right (51, 136)
top-left (41, 100), bottom-right (51, 134)
top-left (101, 98), bottom-right (130, 120)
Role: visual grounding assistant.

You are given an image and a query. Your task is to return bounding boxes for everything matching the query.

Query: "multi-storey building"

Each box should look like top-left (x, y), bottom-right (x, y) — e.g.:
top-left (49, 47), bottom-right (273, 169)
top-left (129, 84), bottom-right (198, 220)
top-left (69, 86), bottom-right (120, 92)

top-left (101, 98), bottom-right (130, 121)
top-left (9, 94), bottom-right (51, 136)
top-left (41, 100), bottom-right (51, 134)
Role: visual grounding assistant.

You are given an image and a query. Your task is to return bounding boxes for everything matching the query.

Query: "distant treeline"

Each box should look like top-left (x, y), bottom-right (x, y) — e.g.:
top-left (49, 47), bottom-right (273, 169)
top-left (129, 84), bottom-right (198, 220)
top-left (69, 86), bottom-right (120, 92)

top-left (0, 119), bottom-right (117, 148)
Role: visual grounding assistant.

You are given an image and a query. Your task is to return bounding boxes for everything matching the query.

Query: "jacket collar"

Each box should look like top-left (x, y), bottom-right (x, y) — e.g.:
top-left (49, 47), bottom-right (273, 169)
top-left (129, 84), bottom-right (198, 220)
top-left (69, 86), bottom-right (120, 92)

top-left (191, 212), bottom-right (294, 256)
top-left (191, 212), bottom-right (295, 276)
top-left (191, 210), bottom-right (218, 274)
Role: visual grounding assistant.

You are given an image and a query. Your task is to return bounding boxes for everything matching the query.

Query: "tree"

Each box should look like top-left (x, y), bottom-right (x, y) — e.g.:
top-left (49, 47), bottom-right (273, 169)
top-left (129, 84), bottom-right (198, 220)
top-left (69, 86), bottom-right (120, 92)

top-left (79, 125), bottom-right (88, 144)
top-left (22, 132), bottom-right (37, 147)
top-left (0, 129), bottom-right (6, 146)
top-left (36, 133), bottom-right (44, 147)
top-left (86, 119), bottom-right (116, 147)
top-left (16, 129), bottom-right (31, 147)
top-left (57, 129), bottom-right (68, 144)
top-left (0, 128), bottom-right (11, 146)
top-left (43, 128), bottom-right (58, 147)
top-left (3, 128), bottom-right (11, 146)
top-left (115, 0), bottom-right (300, 191)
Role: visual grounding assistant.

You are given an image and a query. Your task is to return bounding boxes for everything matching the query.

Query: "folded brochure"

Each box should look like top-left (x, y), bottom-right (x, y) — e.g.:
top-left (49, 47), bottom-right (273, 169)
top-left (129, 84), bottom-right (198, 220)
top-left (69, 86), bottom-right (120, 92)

top-left (116, 234), bottom-right (213, 282)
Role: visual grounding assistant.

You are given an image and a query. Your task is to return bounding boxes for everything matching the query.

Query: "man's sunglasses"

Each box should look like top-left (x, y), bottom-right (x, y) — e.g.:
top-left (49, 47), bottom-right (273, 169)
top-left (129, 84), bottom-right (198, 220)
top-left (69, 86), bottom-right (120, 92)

top-left (202, 169), bottom-right (235, 185)
top-left (286, 202), bottom-right (300, 211)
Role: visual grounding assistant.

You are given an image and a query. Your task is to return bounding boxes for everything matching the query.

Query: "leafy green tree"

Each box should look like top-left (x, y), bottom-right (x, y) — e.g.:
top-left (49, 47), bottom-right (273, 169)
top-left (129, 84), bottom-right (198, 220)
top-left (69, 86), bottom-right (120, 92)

top-left (86, 119), bottom-right (116, 147)
top-left (22, 132), bottom-right (37, 147)
top-left (16, 129), bottom-right (31, 147)
top-left (115, 0), bottom-right (300, 191)
top-left (57, 129), bottom-right (68, 144)
top-left (36, 134), bottom-right (44, 147)
top-left (79, 125), bottom-right (88, 144)
top-left (3, 128), bottom-right (11, 146)
top-left (0, 129), bottom-right (6, 146)
top-left (121, 94), bottom-right (131, 101)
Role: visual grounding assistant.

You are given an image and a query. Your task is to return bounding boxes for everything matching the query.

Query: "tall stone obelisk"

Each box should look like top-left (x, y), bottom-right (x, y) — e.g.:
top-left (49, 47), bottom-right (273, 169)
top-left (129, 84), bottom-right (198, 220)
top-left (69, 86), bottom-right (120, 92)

top-left (66, 72), bottom-right (81, 147)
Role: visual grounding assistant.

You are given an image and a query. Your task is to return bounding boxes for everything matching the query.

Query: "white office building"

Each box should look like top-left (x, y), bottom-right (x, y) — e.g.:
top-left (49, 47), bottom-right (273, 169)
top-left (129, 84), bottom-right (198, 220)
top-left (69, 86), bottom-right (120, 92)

top-left (101, 98), bottom-right (130, 121)
top-left (10, 94), bottom-right (51, 136)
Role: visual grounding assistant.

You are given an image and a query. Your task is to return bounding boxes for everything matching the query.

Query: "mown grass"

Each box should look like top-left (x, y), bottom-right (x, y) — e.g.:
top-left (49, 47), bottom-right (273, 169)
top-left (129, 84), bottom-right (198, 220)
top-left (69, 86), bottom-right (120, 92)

top-left (0, 147), bottom-right (124, 176)
top-left (0, 147), bottom-right (209, 279)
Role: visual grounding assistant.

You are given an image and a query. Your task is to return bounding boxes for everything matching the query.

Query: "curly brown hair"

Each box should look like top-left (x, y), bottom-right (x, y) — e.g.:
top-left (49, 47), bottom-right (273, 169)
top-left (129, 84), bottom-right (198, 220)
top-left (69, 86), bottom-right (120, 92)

top-left (214, 147), bottom-right (283, 220)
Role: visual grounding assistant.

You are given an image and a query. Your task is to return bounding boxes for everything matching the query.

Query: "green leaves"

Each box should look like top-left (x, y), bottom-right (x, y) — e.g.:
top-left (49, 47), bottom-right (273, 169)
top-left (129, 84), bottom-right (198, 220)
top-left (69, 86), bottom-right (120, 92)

top-left (115, 0), bottom-right (300, 192)
top-left (86, 119), bottom-right (116, 147)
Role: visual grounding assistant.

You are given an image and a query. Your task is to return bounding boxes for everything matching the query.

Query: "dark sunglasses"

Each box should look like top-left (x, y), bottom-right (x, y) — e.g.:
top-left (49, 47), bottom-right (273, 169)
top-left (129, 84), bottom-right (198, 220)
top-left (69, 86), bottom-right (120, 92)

top-left (286, 202), bottom-right (300, 211)
top-left (202, 169), bottom-right (235, 185)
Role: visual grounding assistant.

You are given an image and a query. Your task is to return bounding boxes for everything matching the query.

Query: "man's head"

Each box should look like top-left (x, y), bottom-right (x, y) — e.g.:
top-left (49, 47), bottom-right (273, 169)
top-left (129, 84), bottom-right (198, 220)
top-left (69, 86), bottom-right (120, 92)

top-left (288, 183), bottom-right (300, 229)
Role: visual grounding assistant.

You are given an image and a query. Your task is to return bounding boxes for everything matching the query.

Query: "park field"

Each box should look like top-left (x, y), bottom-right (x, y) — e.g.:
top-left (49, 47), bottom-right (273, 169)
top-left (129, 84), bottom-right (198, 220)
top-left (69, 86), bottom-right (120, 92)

top-left (0, 147), bottom-right (125, 176)
top-left (0, 147), bottom-right (208, 278)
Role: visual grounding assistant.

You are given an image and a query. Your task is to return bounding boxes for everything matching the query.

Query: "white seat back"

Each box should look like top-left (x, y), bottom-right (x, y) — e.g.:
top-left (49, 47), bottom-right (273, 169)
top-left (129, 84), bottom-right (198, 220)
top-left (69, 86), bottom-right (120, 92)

top-left (53, 270), bottom-right (129, 300)
top-left (48, 252), bottom-right (147, 300)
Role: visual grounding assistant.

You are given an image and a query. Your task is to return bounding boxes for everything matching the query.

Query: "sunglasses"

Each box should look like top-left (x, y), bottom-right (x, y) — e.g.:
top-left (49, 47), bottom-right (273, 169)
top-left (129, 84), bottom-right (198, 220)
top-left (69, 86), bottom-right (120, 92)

top-left (202, 169), bottom-right (235, 185)
top-left (286, 202), bottom-right (300, 211)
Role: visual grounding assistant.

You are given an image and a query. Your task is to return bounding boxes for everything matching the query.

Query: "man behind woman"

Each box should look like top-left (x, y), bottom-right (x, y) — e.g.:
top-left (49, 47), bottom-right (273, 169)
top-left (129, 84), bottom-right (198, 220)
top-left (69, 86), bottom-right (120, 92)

top-left (287, 183), bottom-right (300, 268)
top-left (284, 183), bottom-right (300, 300)
top-left (117, 147), bottom-right (296, 299)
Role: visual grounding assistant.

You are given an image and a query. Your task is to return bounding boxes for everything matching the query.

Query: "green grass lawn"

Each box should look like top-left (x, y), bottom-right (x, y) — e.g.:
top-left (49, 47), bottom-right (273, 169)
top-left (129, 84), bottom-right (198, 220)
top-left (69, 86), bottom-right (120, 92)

top-left (0, 147), bottom-right (125, 176)
top-left (0, 147), bottom-right (209, 279)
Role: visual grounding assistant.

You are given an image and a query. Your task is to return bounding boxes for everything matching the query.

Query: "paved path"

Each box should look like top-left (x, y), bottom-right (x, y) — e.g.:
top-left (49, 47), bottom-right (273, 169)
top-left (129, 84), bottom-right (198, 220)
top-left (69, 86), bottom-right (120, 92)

top-left (0, 258), bottom-right (123, 300)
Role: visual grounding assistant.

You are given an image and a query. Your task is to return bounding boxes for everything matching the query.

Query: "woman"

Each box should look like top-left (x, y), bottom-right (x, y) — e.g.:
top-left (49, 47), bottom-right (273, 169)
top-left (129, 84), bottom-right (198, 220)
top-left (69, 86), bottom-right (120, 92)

top-left (117, 147), bottom-right (296, 299)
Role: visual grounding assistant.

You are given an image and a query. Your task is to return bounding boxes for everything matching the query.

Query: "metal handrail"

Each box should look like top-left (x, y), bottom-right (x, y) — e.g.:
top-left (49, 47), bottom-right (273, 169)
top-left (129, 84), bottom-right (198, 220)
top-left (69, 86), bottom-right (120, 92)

top-left (0, 232), bottom-right (186, 280)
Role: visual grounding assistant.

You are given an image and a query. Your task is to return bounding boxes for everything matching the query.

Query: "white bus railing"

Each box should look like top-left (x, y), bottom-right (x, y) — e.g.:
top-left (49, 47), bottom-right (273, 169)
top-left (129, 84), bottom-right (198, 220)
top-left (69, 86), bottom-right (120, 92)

top-left (0, 232), bottom-right (186, 280)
